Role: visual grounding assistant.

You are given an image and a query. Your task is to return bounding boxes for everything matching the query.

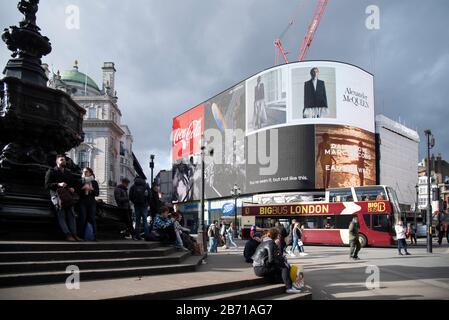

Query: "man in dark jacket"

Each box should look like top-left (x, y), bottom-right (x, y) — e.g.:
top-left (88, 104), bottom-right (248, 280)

top-left (129, 177), bottom-right (151, 240)
top-left (303, 67), bottom-right (328, 118)
top-left (349, 214), bottom-right (361, 260)
top-left (114, 178), bottom-right (134, 238)
top-left (252, 228), bottom-right (299, 293)
top-left (45, 154), bottom-right (81, 242)
top-left (149, 185), bottom-right (162, 232)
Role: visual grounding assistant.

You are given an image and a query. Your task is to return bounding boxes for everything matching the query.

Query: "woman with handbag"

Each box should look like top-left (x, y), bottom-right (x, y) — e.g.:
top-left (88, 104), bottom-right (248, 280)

top-left (78, 167), bottom-right (100, 241)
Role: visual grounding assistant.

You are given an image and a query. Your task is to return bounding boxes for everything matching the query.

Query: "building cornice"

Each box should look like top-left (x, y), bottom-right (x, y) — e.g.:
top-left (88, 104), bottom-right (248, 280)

top-left (83, 120), bottom-right (125, 135)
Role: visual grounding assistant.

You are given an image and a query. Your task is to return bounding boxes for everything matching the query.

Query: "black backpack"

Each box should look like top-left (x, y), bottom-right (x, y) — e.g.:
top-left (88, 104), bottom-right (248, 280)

top-left (132, 184), bottom-right (148, 205)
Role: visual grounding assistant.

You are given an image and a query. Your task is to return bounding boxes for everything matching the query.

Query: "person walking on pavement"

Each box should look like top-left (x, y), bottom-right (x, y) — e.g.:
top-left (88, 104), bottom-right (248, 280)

top-left (129, 176), bottom-right (151, 241)
top-left (349, 214), bottom-right (361, 260)
top-left (395, 220), bottom-right (411, 255)
top-left (285, 219), bottom-right (297, 255)
top-left (114, 178), bottom-right (135, 239)
top-left (208, 220), bottom-right (219, 253)
top-left (220, 222), bottom-right (228, 249)
top-left (407, 223), bottom-right (417, 245)
top-left (290, 222), bottom-right (307, 257)
top-left (226, 222), bottom-right (238, 248)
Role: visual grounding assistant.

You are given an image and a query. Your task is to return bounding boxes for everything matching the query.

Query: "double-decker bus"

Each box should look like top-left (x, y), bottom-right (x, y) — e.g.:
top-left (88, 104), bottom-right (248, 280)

top-left (242, 185), bottom-right (401, 247)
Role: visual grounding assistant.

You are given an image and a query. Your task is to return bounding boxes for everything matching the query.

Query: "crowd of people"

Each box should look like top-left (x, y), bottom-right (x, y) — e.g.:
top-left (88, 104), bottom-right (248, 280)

top-left (45, 154), bottom-right (196, 252)
top-left (207, 221), bottom-right (239, 253)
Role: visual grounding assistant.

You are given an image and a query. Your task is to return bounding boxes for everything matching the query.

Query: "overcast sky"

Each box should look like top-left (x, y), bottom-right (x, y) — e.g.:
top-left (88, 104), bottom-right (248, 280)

top-left (1, 0), bottom-right (448, 178)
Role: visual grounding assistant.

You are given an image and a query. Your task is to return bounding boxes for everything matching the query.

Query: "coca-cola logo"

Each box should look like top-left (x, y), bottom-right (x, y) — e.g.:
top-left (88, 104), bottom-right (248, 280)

top-left (172, 119), bottom-right (202, 149)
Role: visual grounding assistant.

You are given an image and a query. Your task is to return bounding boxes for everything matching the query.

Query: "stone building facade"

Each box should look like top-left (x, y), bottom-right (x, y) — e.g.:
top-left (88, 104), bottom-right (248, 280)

top-left (48, 61), bottom-right (142, 204)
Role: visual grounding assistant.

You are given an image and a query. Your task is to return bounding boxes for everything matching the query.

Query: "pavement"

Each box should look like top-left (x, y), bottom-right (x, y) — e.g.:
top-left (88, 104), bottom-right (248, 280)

top-left (286, 239), bottom-right (449, 300)
top-left (0, 239), bottom-right (448, 300)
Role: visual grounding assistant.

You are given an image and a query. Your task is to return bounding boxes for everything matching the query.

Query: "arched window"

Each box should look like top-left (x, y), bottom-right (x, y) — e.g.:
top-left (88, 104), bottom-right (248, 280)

top-left (78, 150), bottom-right (89, 169)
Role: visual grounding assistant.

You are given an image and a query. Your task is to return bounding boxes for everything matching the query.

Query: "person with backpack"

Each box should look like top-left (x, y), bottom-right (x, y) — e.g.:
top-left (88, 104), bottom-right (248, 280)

top-left (208, 220), bottom-right (219, 253)
top-left (129, 176), bottom-right (151, 241)
top-left (77, 167), bottom-right (100, 241)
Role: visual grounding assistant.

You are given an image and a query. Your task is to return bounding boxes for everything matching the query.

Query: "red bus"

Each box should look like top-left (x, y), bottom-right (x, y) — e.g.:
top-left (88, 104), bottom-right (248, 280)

top-left (242, 186), bottom-right (400, 247)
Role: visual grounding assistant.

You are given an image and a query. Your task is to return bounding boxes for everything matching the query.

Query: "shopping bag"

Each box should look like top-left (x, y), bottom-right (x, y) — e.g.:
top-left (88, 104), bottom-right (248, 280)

top-left (290, 264), bottom-right (305, 289)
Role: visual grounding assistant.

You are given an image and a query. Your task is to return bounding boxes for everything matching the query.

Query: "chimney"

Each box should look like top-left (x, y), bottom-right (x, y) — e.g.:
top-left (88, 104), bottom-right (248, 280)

top-left (102, 62), bottom-right (116, 96)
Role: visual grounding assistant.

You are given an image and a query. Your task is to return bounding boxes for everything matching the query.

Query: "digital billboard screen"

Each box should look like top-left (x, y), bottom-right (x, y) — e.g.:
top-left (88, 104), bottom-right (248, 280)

top-left (172, 61), bottom-right (376, 202)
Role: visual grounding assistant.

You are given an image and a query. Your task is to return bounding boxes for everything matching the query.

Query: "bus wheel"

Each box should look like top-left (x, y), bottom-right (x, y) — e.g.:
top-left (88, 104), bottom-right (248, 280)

top-left (359, 234), bottom-right (368, 248)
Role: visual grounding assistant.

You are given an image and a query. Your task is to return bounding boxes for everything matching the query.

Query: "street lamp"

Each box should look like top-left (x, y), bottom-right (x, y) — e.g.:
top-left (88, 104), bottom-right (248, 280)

top-left (149, 154), bottom-right (155, 186)
top-left (199, 136), bottom-right (214, 256)
top-left (424, 129), bottom-right (435, 253)
top-left (415, 184), bottom-right (419, 232)
top-left (231, 184), bottom-right (241, 238)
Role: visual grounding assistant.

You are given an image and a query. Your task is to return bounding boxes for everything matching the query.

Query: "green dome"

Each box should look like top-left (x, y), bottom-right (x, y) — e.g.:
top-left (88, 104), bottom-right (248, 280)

top-left (60, 67), bottom-right (100, 92)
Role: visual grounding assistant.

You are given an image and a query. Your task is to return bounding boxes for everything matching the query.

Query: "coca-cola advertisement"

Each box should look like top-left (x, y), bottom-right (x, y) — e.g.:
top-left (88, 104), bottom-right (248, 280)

top-left (172, 104), bottom-right (204, 162)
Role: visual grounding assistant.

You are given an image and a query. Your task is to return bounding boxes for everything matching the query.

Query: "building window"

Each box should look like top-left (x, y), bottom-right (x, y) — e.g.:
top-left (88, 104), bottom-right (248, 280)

top-left (84, 133), bottom-right (93, 143)
top-left (120, 141), bottom-right (125, 156)
top-left (88, 107), bottom-right (97, 119)
top-left (78, 150), bottom-right (89, 169)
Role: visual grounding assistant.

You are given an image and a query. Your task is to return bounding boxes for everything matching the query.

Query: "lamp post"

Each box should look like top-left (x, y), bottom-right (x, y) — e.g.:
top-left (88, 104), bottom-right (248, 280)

top-left (415, 183), bottom-right (419, 231)
top-left (199, 136), bottom-right (214, 256)
top-left (231, 184), bottom-right (241, 238)
top-left (149, 154), bottom-right (155, 186)
top-left (424, 129), bottom-right (435, 253)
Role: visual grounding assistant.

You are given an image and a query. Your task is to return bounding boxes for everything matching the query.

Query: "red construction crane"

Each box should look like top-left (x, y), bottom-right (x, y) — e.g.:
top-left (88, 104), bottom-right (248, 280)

top-left (274, 20), bottom-right (293, 65)
top-left (298, 0), bottom-right (328, 61)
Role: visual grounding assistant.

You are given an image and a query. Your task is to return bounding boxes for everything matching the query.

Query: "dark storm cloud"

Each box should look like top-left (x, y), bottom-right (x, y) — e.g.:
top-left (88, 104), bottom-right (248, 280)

top-left (1, 0), bottom-right (448, 178)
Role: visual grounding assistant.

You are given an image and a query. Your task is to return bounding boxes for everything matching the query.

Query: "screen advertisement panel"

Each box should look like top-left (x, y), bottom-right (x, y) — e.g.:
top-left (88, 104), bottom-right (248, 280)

top-left (315, 125), bottom-right (376, 189)
top-left (171, 104), bottom-right (204, 162)
top-left (246, 61), bottom-right (375, 135)
top-left (203, 82), bottom-right (246, 199)
top-left (172, 61), bottom-right (376, 203)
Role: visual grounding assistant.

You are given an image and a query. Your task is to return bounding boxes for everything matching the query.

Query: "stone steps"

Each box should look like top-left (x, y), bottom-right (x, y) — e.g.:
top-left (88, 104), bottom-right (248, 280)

top-left (0, 241), bottom-right (202, 288)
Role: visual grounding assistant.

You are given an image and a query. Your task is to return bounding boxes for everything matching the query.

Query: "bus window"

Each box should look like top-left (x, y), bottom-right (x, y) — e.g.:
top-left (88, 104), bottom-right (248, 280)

top-left (324, 216), bottom-right (336, 229)
top-left (329, 189), bottom-right (353, 202)
top-left (363, 214), bottom-right (371, 227)
top-left (371, 214), bottom-right (391, 232)
top-left (355, 186), bottom-right (386, 201)
top-left (302, 217), bottom-right (320, 229)
top-left (335, 215), bottom-right (353, 229)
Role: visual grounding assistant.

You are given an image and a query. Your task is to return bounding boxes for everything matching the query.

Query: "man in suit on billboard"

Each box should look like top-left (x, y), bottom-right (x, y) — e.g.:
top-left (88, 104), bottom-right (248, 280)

top-left (303, 67), bottom-right (328, 118)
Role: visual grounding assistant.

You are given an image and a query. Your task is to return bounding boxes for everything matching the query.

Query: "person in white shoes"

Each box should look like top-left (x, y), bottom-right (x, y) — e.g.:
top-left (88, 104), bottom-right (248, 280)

top-left (290, 223), bottom-right (308, 257)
